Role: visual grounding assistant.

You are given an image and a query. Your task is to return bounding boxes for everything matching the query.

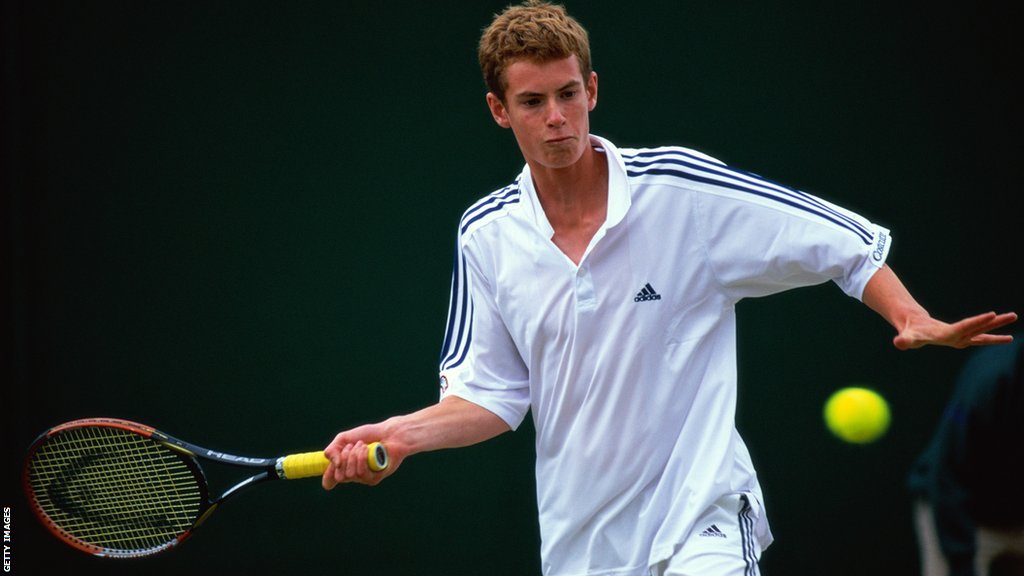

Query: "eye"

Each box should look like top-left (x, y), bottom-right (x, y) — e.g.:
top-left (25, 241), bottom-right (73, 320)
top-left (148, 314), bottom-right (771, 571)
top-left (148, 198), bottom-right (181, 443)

top-left (561, 90), bottom-right (578, 100)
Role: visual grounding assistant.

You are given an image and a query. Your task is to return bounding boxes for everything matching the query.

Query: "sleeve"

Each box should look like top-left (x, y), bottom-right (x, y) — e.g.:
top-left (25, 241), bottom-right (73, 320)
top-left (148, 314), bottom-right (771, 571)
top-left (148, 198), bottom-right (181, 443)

top-left (437, 233), bottom-right (530, 430)
top-left (693, 166), bottom-right (891, 302)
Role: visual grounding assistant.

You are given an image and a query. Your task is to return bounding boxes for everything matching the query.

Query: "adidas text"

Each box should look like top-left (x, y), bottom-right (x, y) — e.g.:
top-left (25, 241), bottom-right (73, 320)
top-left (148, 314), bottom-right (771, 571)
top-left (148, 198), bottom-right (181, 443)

top-left (634, 283), bottom-right (662, 303)
top-left (699, 525), bottom-right (727, 538)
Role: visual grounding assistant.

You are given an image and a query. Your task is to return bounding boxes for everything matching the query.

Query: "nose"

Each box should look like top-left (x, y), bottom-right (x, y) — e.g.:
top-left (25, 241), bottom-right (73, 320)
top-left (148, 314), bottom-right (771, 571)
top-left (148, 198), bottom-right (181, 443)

top-left (544, 99), bottom-right (566, 127)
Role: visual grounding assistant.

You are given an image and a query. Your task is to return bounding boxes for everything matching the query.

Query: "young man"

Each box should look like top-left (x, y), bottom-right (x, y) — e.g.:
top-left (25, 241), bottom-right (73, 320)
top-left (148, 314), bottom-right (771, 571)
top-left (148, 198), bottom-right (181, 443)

top-left (321, 2), bottom-right (1016, 575)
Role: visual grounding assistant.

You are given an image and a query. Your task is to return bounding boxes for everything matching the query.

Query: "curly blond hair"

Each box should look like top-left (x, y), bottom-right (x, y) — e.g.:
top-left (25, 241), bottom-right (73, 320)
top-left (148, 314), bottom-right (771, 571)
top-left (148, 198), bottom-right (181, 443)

top-left (478, 0), bottom-right (592, 101)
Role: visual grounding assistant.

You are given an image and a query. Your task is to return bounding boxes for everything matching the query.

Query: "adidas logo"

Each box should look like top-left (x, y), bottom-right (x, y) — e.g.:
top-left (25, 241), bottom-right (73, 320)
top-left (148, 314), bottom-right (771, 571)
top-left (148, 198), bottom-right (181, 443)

top-left (633, 283), bottom-right (662, 303)
top-left (698, 524), bottom-right (727, 538)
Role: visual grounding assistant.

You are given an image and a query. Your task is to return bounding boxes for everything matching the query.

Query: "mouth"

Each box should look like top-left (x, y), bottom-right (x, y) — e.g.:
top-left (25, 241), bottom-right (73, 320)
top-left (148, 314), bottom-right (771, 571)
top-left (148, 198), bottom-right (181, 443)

top-left (545, 136), bottom-right (575, 145)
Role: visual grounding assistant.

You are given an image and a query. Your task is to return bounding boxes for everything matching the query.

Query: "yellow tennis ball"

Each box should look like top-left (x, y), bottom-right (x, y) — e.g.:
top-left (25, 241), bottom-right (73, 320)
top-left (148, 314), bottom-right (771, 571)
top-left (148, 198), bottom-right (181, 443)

top-left (824, 387), bottom-right (891, 444)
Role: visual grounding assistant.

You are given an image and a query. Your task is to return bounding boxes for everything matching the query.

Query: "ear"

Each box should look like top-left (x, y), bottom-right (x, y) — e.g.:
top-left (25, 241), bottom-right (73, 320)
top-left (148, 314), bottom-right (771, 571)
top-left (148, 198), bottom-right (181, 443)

top-left (486, 92), bottom-right (511, 129)
top-left (587, 71), bottom-right (598, 112)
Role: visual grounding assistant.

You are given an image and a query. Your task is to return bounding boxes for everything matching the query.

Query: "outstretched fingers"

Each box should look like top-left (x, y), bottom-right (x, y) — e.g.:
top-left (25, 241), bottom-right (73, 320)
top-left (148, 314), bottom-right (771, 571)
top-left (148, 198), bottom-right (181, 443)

top-left (895, 311), bottom-right (1017, 350)
top-left (955, 311), bottom-right (1017, 346)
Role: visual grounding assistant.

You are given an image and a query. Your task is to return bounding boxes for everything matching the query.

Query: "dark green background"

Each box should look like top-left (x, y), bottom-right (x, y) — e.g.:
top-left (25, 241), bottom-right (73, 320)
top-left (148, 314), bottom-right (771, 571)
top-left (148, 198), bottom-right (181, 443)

top-left (5, 2), bottom-right (1019, 574)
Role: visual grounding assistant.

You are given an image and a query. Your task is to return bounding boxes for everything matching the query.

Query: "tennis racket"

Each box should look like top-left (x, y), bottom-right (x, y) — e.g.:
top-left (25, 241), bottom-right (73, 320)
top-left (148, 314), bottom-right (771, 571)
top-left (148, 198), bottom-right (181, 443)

top-left (22, 417), bottom-right (388, 558)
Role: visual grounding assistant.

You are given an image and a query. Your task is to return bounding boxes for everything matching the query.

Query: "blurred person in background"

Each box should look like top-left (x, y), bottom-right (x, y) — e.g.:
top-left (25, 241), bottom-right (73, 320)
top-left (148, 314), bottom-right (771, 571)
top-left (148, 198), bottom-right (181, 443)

top-left (909, 335), bottom-right (1024, 576)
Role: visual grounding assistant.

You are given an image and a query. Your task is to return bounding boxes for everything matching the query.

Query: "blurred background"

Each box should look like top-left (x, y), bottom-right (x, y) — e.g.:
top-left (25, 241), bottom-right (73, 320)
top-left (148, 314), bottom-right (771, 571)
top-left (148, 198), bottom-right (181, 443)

top-left (4, 1), bottom-right (1019, 574)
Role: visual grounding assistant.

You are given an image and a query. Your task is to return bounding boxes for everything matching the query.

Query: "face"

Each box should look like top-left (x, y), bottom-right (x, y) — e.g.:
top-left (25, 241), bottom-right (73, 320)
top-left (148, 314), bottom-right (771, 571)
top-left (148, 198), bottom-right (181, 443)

top-left (486, 55), bottom-right (598, 171)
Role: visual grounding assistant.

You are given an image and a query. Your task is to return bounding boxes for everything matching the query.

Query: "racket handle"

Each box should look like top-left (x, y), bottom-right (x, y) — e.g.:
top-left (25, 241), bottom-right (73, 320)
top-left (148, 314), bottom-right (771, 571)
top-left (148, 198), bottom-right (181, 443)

top-left (277, 443), bottom-right (389, 479)
top-left (367, 441), bottom-right (389, 472)
top-left (278, 451), bottom-right (330, 479)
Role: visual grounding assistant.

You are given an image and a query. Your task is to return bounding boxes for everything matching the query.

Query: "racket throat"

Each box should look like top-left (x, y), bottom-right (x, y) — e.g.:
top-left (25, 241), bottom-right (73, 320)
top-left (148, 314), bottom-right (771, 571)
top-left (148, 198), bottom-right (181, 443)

top-left (218, 471), bottom-right (274, 503)
top-left (193, 503), bottom-right (221, 530)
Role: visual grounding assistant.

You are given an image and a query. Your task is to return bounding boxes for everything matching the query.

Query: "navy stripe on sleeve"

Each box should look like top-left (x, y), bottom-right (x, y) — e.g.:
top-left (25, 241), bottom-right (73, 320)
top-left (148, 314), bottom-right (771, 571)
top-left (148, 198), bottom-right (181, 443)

top-left (441, 181), bottom-right (522, 371)
top-left (623, 149), bottom-right (873, 245)
top-left (439, 245), bottom-right (473, 371)
top-left (459, 180), bottom-right (522, 234)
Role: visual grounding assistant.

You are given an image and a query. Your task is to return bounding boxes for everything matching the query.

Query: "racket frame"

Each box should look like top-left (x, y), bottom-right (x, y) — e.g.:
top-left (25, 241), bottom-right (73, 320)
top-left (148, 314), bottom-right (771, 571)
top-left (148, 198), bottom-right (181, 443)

top-left (23, 417), bottom-right (327, 558)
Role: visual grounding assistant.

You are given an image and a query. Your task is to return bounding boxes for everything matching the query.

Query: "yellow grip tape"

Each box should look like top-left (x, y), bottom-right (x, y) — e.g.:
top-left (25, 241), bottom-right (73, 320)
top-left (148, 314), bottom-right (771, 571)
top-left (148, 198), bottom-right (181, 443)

top-left (280, 451), bottom-right (330, 479)
top-left (279, 443), bottom-right (389, 479)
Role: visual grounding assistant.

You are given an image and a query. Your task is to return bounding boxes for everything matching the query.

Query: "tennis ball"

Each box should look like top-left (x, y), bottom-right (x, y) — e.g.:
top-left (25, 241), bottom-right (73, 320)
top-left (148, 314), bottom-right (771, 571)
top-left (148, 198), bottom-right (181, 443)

top-left (823, 386), bottom-right (891, 444)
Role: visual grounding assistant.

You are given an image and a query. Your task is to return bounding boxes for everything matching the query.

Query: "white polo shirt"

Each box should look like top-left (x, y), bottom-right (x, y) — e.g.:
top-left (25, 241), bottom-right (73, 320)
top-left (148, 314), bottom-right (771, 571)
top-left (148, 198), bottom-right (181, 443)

top-left (438, 135), bottom-right (890, 576)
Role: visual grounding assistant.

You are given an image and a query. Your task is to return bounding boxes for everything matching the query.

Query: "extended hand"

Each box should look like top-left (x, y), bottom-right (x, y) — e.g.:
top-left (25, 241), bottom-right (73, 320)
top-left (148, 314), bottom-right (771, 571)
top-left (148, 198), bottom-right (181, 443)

top-left (893, 311), bottom-right (1017, 350)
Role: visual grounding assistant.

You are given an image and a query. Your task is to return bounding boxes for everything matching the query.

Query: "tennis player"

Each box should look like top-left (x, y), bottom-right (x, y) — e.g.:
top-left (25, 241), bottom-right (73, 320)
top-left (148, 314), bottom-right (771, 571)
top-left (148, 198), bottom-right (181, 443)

top-left (322, 2), bottom-right (1017, 575)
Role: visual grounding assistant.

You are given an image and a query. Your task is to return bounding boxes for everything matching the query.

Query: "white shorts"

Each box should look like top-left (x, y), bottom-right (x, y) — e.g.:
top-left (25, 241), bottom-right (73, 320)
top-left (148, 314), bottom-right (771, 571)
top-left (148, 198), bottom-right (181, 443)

top-left (650, 493), bottom-right (762, 576)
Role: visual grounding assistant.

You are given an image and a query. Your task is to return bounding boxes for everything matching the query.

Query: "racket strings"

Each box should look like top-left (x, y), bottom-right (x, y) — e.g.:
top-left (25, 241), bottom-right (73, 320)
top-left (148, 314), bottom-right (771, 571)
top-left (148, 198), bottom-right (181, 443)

top-left (26, 426), bottom-right (204, 553)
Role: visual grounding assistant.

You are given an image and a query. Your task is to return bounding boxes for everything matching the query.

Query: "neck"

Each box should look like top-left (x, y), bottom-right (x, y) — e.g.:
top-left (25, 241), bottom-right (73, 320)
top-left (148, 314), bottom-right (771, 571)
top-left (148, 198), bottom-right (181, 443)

top-left (530, 143), bottom-right (608, 228)
top-left (529, 143), bottom-right (609, 265)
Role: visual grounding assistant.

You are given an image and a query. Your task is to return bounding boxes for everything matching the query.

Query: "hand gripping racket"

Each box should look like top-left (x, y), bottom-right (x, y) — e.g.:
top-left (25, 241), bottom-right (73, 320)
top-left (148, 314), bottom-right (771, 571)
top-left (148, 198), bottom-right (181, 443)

top-left (22, 417), bottom-right (388, 558)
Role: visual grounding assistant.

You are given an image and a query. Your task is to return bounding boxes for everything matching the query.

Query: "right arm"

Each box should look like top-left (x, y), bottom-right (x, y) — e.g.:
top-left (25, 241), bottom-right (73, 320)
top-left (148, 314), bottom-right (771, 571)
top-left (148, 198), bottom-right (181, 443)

top-left (321, 395), bottom-right (510, 490)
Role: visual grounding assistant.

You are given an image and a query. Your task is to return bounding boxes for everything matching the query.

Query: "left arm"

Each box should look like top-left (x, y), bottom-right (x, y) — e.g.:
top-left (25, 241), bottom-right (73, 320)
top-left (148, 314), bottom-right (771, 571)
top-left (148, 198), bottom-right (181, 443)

top-left (861, 264), bottom-right (1017, 350)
